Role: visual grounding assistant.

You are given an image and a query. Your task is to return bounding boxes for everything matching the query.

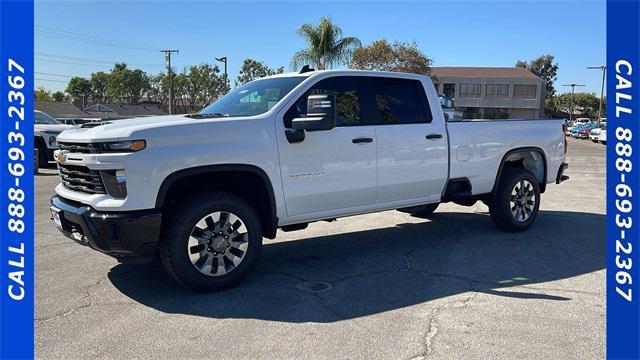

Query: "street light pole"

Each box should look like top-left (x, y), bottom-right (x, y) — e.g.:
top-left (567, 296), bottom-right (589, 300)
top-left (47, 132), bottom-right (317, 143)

top-left (215, 56), bottom-right (228, 94)
top-left (562, 83), bottom-right (586, 122)
top-left (588, 65), bottom-right (606, 127)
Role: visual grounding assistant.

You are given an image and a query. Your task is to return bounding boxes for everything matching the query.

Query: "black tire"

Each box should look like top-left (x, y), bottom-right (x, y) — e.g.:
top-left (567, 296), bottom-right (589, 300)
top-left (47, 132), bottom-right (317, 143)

top-left (489, 168), bottom-right (540, 232)
top-left (398, 203), bottom-right (439, 218)
top-left (159, 192), bottom-right (262, 292)
top-left (36, 141), bottom-right (48, 168)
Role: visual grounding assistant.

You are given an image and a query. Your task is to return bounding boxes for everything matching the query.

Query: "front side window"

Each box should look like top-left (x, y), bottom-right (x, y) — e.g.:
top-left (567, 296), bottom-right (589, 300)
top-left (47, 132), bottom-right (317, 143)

top-left (198, 76), bottom-right (305, 118)
top-left (284, 76), bottom-right (361, 127)
top-left (371, 77), bottom-right (431, 124)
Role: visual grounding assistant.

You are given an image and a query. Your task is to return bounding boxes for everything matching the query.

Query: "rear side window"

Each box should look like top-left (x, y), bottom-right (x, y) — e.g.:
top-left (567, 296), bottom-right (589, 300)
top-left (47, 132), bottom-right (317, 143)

top-left (371, 77), bottom-right (432, 124)
top-left (284, 76), bottom-right (361, 128)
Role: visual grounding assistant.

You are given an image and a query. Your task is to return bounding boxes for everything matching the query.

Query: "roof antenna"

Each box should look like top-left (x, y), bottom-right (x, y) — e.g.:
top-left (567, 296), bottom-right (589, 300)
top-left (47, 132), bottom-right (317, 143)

top-left (299, 65), bottom-right (315, 74)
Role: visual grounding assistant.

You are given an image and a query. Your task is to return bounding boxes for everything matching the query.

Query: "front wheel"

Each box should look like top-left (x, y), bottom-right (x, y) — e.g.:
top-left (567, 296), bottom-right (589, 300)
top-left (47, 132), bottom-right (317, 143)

top-left (489, 169), bottom-right (540, 232)
top-left (159, 192), bottom-right (262, 291)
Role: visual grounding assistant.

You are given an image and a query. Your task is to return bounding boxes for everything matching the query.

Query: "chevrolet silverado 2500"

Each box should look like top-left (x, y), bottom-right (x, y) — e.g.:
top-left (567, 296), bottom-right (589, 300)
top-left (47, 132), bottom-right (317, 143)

top-left (51, 69), bottom-right (569, 291)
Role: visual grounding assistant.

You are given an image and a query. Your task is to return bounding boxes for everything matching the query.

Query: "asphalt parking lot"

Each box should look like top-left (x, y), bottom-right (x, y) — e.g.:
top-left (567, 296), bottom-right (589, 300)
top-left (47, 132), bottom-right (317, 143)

top-left (35, 137), bottom-right (605, 359)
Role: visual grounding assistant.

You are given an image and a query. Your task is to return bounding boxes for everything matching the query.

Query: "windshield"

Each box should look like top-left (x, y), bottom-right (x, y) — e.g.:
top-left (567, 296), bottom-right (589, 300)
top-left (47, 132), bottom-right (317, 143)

top-left (197, 76), bottom-right (306, 118)
top-left (35, 111), bottom-right (60, 124)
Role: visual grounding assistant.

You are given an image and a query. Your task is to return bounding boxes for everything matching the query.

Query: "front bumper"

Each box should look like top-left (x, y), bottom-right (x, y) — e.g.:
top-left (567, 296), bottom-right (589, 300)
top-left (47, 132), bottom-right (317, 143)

top-left (50, 196), bottom-right (162, 263)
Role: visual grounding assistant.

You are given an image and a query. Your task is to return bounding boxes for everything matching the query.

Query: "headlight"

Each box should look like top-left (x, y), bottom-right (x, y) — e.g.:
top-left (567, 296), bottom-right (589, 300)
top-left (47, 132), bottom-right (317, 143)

top-left (100, 169), bottom-right (127, 198)
top-left (103, 140), bottom-right (146, 152)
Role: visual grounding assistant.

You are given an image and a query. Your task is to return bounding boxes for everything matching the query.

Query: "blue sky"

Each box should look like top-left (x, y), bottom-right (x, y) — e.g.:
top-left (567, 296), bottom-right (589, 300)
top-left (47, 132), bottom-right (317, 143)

top-left (35, 0), bottom-right (606, 94)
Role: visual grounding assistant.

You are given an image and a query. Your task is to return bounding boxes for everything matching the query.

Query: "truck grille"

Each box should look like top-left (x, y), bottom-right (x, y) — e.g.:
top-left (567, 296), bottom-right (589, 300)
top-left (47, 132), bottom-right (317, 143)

top-left (58, 164), bottom-right (106, 194)
top-left (58, 142), bottom-right (99, 154)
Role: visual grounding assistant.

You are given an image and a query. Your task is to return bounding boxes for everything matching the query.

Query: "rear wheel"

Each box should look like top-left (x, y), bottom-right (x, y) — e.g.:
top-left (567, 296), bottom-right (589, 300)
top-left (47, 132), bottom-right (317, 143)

top-left (159, 192), bottom-right (262, 291)
top-left (489, 169), bottom-right (540, 232)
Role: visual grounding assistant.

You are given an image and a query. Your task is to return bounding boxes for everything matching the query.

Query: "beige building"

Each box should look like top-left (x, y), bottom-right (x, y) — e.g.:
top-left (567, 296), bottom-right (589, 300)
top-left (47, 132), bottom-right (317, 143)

top-left (431, 67), bottom-right (546, 119)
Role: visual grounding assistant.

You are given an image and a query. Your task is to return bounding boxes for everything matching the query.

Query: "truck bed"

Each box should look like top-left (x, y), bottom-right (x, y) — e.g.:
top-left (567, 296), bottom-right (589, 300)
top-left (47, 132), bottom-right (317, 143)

top-left (446, 119), bottom-right (566, 195)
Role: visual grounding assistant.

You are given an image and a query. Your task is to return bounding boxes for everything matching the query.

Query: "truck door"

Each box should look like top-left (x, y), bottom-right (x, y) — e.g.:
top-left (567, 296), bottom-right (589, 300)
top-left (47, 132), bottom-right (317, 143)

top-left (275, 76), bottom-right (378, 217)
top-left (371, 77), bottom-right (448, 203)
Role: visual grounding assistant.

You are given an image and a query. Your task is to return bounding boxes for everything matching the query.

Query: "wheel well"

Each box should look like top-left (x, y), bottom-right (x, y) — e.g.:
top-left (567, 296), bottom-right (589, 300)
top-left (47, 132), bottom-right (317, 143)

top-left (157, 165), bottom-right (277, 239)
top-left (493, 148), bottom-right (547, 194)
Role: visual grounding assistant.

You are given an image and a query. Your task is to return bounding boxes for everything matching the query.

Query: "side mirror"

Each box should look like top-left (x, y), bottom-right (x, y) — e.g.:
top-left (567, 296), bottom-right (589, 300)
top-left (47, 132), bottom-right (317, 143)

top-left (291, 94), bottom-right (336, 131)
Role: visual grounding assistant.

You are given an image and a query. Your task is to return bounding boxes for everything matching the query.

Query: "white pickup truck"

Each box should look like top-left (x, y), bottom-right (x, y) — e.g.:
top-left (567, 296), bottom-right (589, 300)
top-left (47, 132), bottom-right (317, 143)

top-left (51, 69), bottom-right (568, 291)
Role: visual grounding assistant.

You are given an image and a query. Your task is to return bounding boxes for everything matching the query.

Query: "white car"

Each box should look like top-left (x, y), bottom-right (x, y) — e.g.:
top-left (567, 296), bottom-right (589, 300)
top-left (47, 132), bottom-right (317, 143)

top-left (51, 69), bottom-right (568, 291)
top-left (34, 110), bottom-right (73, 167)
top-left (599, 128), bottom-right (607, 144)
top-left (589, 125), bottom-right (605, 142)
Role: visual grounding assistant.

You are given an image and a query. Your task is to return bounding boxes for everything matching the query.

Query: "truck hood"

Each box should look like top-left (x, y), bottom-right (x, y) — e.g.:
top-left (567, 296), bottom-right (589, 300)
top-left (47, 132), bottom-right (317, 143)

top-left (57, 115), bottom-right (196, 142)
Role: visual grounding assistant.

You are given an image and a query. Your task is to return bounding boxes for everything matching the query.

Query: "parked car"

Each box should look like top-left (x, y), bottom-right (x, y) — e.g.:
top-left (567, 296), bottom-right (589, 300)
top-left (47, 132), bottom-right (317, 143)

top-left (589, 125), bottom-right (605, 142)
top-left (51, 69), bottom-right (568, 291)
top-left (599, 128), bottom-right (607, 144)
top-left (565, 118), bottom-right (592, 135)
top-left (34, 110), bottom-right (73, 167)
top-left (571, 123), bottom-right (597, 138)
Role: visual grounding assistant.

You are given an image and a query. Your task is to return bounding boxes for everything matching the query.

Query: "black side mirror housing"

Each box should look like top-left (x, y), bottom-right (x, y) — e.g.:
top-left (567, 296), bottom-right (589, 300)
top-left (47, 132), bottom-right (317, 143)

top-left (291, 94), bottom-right (336, 131)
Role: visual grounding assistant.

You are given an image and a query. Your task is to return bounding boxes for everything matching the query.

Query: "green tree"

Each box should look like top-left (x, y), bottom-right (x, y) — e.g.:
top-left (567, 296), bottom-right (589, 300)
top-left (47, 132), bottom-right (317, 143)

top-left (34, 87), bottom-right (52, 101)
top-left (90, 71), bottom-right (110, 103)
top-left (516, 55), bottom-right (559, 98)
top-left (52, 91), bottom-right (67, 102)
top-left (65, 77), bottom-right (92, 102)
top-left (236, 59), bottom-right (284, 85)
top-left (148, 73), bottom-right (168, 105)
top-left (107, 63), bottom-right (150, 104)
top-left (292, 16), bottom-right (361, 70)
top-left (350, 39), bottom-right (432, 75)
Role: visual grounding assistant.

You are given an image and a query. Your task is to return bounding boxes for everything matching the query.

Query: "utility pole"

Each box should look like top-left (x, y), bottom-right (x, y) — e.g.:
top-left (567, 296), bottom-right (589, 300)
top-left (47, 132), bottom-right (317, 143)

top-left (562, 83), bottom-right (585, 122)
top-left (587, 65), bottom-right (606, 127)
top-left (160, 49), bottom-right (179, 114)
top-left (215, 56), bottom-right (228, 94)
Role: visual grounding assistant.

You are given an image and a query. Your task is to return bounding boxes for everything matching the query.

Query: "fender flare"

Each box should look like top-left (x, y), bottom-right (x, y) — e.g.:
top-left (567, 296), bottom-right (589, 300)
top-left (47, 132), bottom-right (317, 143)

top-left (155, 164), bottom-right (278, 237)
top-left (490, 146), bottom-right (548, 195)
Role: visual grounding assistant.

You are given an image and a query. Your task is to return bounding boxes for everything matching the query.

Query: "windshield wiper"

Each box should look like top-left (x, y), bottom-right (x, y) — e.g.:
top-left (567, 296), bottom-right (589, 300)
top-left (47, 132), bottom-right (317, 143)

top-left (187, 112), bottom-right (230, 119)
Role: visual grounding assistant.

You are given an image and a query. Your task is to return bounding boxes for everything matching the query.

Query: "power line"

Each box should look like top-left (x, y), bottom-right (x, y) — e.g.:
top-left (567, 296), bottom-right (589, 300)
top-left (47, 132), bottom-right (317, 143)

top-left (35, 72), bottom-right (75, 78)
top-left (36, 52), bottom-right (162, 67)
top-left (35, 24), bottom-right (160, 51)
top-left (35, 78), bottom-right (68, 83)
top-left (35, 25), bottom-right (160, 52)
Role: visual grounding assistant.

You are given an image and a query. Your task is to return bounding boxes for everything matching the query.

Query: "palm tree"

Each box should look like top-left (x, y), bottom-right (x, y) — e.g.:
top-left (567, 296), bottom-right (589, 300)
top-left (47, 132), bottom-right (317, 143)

top-left (291, 16), bottom-right (361, 71)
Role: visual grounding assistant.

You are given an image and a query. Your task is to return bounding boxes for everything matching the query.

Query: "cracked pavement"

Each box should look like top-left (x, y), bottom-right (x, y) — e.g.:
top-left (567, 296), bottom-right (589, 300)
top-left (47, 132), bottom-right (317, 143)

top-left (35, 138), bottom-right (605, 359)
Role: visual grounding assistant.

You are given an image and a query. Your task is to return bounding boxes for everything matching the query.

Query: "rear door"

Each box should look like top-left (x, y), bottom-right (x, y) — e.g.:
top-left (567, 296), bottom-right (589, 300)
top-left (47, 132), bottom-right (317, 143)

top-left (276, 76), bottom-right (378, 217)
top-left (370, 77), bottom-right (448, 203)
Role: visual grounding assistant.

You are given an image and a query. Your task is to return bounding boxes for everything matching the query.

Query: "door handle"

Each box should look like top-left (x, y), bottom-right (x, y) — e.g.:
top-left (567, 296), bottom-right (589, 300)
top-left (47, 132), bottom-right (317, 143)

top-left (352, 137), bottom-right (373, 144)
top-left (425, 134), bottom-right (443, 140)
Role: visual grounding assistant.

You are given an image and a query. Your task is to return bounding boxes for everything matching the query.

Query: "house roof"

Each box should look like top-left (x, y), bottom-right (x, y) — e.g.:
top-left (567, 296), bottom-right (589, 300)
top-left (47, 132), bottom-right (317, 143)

top-left (84, 103), bottom-right (167, 117)
top-left (35, 101), bottom-right (90, 118)
top-left (430, 67), bottom-right (541, 80)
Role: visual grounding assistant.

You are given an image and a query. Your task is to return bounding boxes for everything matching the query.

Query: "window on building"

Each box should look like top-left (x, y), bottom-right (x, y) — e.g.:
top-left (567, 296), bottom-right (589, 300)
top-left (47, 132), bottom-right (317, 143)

top-left (486, 84), bottom-right (509, 97)
top-left (443, 83), bottom-right (456, 98)
top-left (371, 77), bottom-right (431, 124)
top-left (284, 76), bottom-right (361, 127)
top-left (459, 84), bottom-right (481, 97)
top-left (513, 85), bottom-right (537, 99)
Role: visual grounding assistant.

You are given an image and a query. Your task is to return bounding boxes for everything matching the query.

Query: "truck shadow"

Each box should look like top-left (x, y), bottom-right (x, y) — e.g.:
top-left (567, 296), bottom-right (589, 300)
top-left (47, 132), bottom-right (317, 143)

top-left (108, 210), bottom-right (604, 322)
